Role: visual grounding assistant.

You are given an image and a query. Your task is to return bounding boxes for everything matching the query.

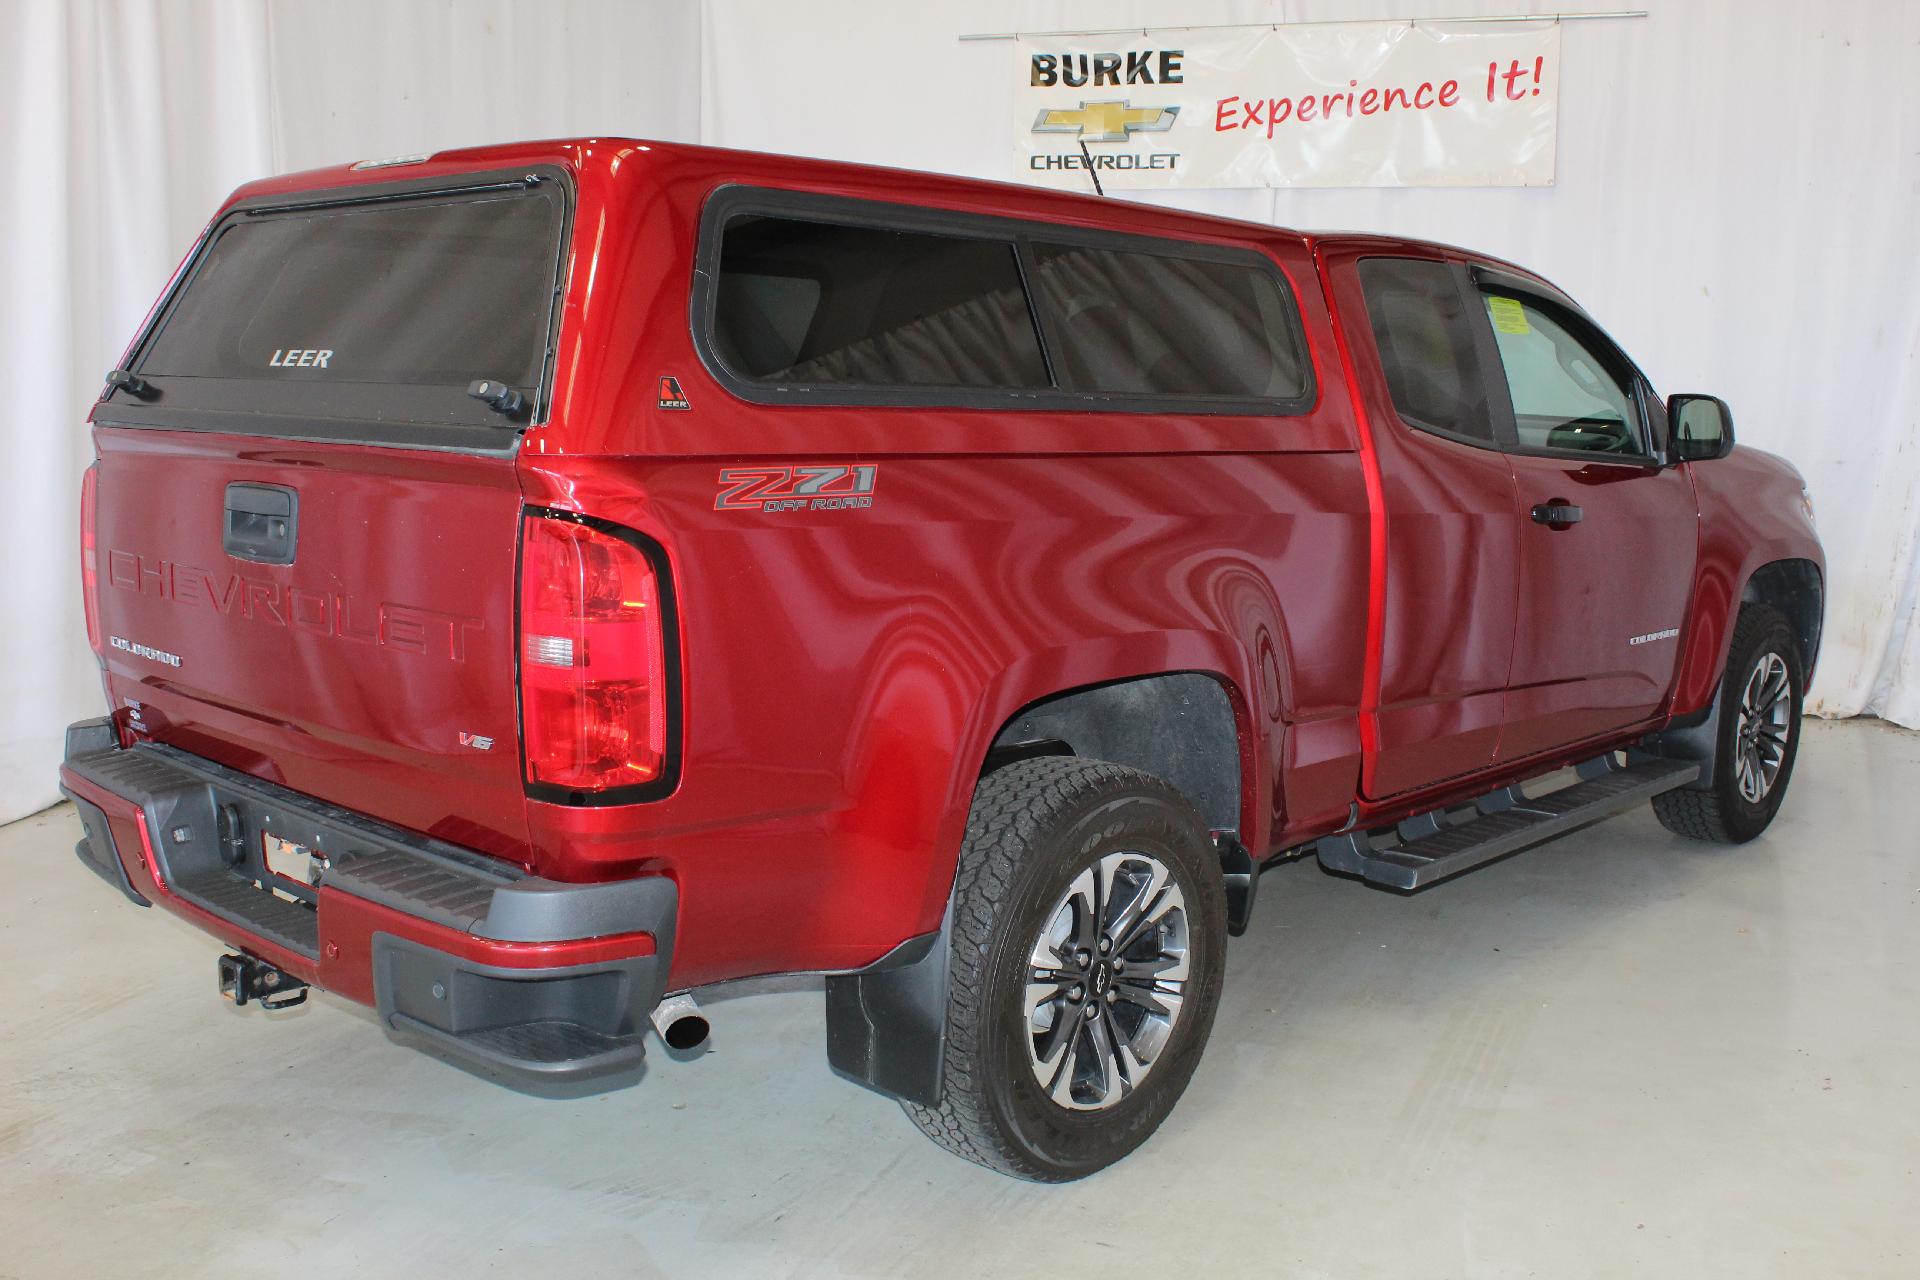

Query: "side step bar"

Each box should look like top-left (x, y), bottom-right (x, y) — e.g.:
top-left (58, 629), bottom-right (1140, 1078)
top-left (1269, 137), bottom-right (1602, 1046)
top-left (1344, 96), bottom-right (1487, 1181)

top-left (1317, 755), bottom-right (1699, 891)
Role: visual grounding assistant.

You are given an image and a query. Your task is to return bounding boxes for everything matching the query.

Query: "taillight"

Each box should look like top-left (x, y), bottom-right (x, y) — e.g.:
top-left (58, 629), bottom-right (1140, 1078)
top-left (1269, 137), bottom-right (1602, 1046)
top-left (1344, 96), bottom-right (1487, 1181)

top-left (518, 511), bottom-right (676, 798)
top-left (80, 464), bottom-right (102, 657)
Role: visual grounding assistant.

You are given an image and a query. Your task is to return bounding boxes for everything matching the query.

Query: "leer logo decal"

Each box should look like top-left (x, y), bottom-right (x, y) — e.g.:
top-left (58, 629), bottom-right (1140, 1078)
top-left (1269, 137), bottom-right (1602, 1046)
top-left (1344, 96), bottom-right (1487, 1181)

top-left (715, 464), bottom-right (877, 513)
top-left (269, 348), bottom-right (333, 368)
top-left (1032, 100), bottom-right (1180, 143)
top-left (658, 376), bottom-right (691, 410)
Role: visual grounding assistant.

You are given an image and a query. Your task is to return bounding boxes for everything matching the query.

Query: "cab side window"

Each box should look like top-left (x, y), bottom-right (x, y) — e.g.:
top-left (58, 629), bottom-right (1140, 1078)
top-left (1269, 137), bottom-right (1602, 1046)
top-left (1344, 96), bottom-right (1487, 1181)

top-left (1357, 258), bottom-right (1497, 445)
top-left (1479, 291), bottom-right (1644, 457)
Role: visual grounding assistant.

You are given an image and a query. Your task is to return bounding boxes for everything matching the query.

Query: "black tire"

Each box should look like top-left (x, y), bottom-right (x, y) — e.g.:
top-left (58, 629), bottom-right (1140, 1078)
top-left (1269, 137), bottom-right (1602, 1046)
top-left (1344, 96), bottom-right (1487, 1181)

top-left (1652, 603), bottom-right (1804, 843)
top-left (903, 756), bottom-right (1228, 1181)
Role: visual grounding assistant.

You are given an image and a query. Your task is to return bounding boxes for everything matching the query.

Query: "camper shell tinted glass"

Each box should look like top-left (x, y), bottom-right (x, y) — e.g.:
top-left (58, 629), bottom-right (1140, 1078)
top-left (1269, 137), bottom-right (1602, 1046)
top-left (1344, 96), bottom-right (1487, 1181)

top-left (714, 217), bottom-right (1050, 389)
top-left (1026, 241), bottom-right (1307, 400)
top-left (694, 186), bottom-right (1314, 415)
top-left (109, 167), bottom-right (570, 451)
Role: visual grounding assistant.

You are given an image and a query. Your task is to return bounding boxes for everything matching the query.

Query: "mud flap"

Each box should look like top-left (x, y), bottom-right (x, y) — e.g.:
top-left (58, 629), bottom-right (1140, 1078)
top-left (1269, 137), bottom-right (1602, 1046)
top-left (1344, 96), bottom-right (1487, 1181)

top-left (823, 924), bottom-right (948, 1107)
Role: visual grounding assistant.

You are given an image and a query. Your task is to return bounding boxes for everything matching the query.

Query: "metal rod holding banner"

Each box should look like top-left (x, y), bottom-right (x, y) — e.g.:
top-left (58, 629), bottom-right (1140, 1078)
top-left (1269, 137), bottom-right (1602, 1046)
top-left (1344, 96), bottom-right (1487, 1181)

top-left (960, 11), bottom-right (1646, 42)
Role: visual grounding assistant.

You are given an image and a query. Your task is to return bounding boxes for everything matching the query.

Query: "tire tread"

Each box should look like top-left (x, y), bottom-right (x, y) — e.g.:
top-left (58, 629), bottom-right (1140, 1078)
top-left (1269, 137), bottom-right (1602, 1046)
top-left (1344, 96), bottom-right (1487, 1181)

top-left (1651, 602), bottom-right (1798, 843)
top-left (902, 756), bottom-right (1198, 1180)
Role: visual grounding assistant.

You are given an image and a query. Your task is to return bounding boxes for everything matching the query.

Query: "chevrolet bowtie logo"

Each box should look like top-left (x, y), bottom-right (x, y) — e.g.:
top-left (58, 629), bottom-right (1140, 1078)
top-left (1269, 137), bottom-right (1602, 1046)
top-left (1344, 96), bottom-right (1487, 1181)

top-left (1032, 100), bottom-right (1180, 143)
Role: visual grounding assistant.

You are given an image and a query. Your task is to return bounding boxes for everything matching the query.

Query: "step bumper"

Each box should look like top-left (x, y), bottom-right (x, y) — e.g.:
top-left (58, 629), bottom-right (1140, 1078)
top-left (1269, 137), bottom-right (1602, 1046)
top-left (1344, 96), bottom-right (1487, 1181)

top-left (58, 717), bottom-right (674, 1094)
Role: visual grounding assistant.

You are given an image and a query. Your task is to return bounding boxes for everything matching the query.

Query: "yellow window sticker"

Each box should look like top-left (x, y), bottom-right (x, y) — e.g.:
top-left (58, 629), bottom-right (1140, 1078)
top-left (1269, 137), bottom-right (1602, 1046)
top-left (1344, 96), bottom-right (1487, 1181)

top-left (1487, 295), bottom-right (1530, 335)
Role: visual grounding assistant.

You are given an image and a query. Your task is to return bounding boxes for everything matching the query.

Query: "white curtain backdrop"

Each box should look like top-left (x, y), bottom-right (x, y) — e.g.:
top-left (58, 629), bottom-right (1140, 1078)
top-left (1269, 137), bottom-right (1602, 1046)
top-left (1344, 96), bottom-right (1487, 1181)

top-left (3, 0), bottom-right (1915, 823)
top-left (1, 0), bottom-right (273, 826)
top-left (0, 0), bottom-right (699, 822)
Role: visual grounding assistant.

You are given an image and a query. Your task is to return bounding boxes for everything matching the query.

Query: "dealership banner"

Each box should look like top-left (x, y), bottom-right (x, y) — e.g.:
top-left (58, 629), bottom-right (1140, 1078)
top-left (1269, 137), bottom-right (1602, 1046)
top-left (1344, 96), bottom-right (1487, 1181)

top-left (1015, 21), bottom-right (1560, 190)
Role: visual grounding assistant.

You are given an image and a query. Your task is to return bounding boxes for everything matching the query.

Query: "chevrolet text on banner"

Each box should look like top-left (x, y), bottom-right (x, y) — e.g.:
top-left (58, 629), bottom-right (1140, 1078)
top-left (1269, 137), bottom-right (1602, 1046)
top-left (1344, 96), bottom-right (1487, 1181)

top-left (1016, 21), bottom-right (1561, 190)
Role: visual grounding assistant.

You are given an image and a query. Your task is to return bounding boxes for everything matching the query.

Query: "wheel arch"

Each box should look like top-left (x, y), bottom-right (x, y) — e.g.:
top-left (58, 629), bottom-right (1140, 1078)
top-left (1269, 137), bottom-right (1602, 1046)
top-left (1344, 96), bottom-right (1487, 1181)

top-left (929, 632), bottom-right (1269, 923)
top-left (985, 671), bottom-right (1245, 835)
top-left (1648, 563), bottom-right (1820, 792)
top-left (1672, 551), bottom-right (1824, 719)
top-left (1742, 558), bottom-right (1824, 678)
top-left (826, 633), bottom-right (1269, 1108)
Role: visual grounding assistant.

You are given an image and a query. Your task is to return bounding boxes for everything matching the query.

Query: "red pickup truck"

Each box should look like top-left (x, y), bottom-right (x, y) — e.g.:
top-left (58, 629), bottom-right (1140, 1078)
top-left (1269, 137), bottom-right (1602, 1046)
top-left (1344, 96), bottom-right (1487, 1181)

top-left (61, 139), bottom-right (1823, 1181)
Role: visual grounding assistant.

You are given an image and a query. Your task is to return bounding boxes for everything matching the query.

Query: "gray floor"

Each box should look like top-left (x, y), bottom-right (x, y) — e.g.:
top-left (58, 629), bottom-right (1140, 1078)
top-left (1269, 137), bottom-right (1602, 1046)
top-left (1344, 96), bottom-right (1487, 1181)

top-left (2, 718), bottom-right (1916, 1279)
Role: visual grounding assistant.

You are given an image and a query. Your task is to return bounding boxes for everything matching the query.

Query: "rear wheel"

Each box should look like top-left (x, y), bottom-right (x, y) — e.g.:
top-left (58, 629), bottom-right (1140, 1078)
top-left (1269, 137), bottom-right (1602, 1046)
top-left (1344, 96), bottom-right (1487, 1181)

top-left (1652, 603), bottom-right (1804, 843)
top-left (904, 757), bottom-right (1227, 1181)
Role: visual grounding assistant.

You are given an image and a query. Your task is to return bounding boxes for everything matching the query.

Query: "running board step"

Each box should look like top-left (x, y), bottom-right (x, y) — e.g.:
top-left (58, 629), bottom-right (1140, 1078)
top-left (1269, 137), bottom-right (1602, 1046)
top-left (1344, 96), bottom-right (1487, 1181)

top-left (1317, 756), bottom-right (1699, 891)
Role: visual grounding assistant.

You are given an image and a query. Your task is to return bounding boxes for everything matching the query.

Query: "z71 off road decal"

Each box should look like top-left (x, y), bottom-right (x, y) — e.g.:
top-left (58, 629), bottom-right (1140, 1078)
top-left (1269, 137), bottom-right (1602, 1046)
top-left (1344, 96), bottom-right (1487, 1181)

top-left (715, 464), bottom-right (878, 513)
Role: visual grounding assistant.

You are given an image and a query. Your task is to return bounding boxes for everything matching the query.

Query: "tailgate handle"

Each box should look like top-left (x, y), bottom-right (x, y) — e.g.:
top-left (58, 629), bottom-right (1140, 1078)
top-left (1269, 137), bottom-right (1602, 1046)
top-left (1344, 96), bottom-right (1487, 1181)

top-left (224, 483), bottom-right (299, 565)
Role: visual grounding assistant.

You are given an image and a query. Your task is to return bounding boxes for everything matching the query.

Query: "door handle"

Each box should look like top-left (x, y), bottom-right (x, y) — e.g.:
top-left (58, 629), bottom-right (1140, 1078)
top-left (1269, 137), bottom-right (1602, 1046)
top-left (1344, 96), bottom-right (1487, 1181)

top-left (1530, 499), bottom-right (1583, 528)
top-left (224, 483), bottom-right (299, 564)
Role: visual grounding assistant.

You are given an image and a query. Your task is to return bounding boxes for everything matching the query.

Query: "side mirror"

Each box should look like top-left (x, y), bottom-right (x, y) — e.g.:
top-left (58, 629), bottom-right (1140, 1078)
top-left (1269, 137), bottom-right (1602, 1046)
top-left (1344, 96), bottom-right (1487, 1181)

top-left (1668, 394), bottom-right (1735, 462)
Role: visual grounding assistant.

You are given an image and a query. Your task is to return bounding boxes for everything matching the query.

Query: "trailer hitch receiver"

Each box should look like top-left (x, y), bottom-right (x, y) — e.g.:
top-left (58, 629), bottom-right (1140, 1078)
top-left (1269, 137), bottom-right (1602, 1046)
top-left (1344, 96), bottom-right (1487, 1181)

top-left (218, 952), bottom-right (309, 1010)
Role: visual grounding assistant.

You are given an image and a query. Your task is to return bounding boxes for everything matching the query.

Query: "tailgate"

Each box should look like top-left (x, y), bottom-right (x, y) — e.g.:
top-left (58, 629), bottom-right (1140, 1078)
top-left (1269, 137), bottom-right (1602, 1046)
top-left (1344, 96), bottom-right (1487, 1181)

top-left (92, 432), bottom-right (530, 859)
top-left (84, 168), bottom-right (572, 862)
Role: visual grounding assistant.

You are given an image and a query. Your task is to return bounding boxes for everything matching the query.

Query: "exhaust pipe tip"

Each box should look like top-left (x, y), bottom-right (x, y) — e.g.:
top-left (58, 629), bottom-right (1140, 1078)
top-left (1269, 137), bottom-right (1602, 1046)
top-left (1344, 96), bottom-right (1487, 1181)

top-left (649, 992), bottom-right (710, 1053)
top-left (663, 1013), bottom-right (711, 1052)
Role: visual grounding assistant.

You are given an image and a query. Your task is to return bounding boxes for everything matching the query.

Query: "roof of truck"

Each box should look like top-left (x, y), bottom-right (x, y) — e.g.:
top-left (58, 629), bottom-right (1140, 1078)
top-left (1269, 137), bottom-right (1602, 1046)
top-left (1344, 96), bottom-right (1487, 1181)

top-left (228, 136), bottom-right (1539, 283)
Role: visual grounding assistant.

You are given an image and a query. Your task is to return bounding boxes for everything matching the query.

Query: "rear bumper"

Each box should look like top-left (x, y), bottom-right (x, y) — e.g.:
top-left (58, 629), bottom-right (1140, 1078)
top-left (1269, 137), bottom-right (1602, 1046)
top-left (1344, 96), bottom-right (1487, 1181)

top-left (59, 718), bottom-right (676, 1094)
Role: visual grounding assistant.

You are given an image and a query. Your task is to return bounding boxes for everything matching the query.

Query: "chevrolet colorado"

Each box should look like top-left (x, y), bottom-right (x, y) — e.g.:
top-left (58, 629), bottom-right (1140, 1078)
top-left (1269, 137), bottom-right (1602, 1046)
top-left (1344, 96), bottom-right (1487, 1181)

top-left (60, 139), bottom-right (1822, 1180)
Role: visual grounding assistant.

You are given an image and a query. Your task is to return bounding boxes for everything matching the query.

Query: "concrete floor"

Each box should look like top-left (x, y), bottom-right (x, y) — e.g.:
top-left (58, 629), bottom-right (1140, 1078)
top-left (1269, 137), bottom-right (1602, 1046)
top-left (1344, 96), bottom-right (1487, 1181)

top-left (2, 717), bottom-right (1915, 1279)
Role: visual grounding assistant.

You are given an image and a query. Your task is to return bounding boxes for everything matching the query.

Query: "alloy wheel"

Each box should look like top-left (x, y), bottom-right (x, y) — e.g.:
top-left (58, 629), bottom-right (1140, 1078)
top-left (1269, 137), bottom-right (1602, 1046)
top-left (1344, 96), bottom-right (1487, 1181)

top-left (1024, 850), bottom-right (1190, 1111)
top-left (1733, 650), bottom-right (1792, 803)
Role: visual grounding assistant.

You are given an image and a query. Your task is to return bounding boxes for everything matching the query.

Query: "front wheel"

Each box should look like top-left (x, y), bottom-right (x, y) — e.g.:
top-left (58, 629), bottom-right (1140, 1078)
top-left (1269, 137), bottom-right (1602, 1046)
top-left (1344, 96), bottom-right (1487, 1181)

top-left (904, 757), bottom-right (1227, 1181)
top-left (1652, 603), bottom-right (1804, 843)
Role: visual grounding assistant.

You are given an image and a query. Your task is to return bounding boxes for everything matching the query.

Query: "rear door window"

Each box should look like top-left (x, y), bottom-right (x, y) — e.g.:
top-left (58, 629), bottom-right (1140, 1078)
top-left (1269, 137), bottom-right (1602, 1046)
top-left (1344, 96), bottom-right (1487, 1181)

top-left (125, 172), bottom-right (568, 443)
top-left (1026, 242), bottom-right (1309, 400)
top-left (712, 216), bottom-right (1048, 390)
top-left (1356, 257), bottom-right (1498, 445)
